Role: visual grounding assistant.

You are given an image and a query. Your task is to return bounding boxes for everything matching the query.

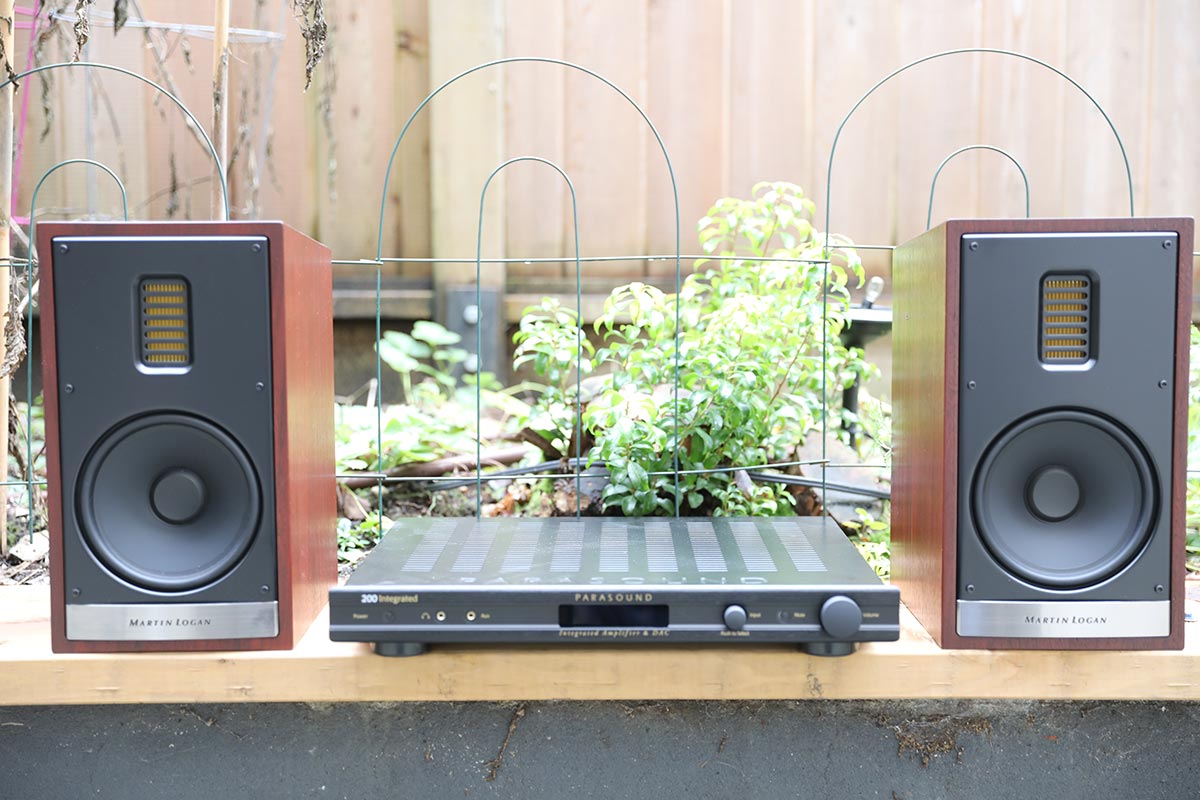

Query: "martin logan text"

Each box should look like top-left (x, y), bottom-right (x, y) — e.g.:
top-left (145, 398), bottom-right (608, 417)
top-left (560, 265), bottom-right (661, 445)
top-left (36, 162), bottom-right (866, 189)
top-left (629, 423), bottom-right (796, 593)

top-left (128, 618), bottom-right (212, 627)
top-left (1024, 615), bottom-right (1108, 625)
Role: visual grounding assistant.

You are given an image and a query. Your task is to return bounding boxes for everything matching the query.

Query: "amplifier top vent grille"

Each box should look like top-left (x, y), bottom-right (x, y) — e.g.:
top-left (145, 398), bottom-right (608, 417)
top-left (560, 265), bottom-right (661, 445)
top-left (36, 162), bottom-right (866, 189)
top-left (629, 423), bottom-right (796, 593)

top-left (139, 277), bottom-right (191, 367)
top-left (1040, 274), bottom-right (1093, 366)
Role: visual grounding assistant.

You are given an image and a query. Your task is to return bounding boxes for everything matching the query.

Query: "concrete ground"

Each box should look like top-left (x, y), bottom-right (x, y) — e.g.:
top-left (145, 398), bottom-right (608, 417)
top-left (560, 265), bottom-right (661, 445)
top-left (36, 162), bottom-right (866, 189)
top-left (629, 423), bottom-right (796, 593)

top-left (2, 700), bottom-right (1198, 799)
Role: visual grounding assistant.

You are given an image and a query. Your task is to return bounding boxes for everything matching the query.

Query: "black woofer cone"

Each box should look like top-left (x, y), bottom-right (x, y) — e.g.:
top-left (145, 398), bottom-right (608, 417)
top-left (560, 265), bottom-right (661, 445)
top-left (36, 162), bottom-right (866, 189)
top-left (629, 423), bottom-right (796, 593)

top-left (76, 413), bottom-right (262, 591)
top-left (971, 409), bottom-right (1156, 589)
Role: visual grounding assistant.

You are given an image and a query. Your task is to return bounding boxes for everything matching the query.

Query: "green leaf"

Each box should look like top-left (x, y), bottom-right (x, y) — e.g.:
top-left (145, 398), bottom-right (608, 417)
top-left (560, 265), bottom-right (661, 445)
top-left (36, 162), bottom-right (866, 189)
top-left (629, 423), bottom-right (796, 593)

top-left (411, 320), bottom-right (462, 346)
top-left (377, 336), bottom-right (420, 373)
top-left (381, 330), bottom-right (431, 358)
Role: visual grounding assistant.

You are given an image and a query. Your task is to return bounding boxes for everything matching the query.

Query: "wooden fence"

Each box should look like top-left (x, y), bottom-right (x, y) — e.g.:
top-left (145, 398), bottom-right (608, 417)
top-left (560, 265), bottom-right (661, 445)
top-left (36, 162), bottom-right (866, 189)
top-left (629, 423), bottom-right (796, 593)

top-left (11, 0), bottom-right (1200, 317)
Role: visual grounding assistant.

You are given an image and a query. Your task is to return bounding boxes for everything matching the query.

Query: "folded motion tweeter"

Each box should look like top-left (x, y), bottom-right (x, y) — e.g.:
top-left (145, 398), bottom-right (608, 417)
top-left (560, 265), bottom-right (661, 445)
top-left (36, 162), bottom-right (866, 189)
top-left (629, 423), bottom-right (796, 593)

top-left (39, 221), bottom-right (335, 653)
top-left (891, 218), bottom-right (1193, 650)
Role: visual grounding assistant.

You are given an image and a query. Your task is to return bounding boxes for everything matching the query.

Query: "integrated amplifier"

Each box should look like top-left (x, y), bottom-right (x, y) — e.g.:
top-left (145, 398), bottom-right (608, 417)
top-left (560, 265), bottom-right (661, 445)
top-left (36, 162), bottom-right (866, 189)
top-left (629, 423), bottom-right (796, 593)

top-left (330, 516), bottom-right (899, 656)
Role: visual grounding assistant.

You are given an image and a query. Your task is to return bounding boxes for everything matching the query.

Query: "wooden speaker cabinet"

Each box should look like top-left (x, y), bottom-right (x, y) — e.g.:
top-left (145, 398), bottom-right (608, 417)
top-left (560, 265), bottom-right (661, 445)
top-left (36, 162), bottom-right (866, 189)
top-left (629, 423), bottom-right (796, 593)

top-left (39, 221), bottom-right (335, 653)
top-left (892, 218), bottom-right (1192, 650)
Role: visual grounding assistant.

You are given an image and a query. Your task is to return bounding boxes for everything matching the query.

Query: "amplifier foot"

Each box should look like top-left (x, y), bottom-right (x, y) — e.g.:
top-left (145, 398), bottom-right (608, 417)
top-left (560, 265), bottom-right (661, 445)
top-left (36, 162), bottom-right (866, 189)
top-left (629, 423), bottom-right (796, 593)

top-left (802, 641), bottom-right (855, 657)
top-left (374, 641), bottom-right (428, 657)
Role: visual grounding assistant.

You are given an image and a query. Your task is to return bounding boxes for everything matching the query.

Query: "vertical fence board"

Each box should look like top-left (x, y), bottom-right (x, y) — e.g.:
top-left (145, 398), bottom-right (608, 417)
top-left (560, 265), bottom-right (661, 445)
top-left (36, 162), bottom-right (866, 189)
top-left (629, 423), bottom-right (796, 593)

top-left (136, 0), bottom-right (221, 223)
top-left (503, 0), bottom-right (566, 281)
top-left (975, 0), bottom-right (1069, 220)
top-left (811, 0), bottom-right (900, 279)
top-left (644, 0), bottom-right (727, 282)
top-left (429, 0), bottom-right (505, 287)
top-left (1059, 0), bottom-right (1151, 218)
top-left (316, 2), bottom-right (407, 269)
top-left (228, 0), bottom-right (318, 241)
top-left (387, 0), bottom-right (433, 274)
top-left (45, 13), bottom-right (150, 222)
top-left (13, 14), bottom-right (63, 226)
top-left (1144, 0), bottom-right (1200, 218)
top-left (892, 1), bottom-right (982, 243)
top-left (563, 0), bottom-right (647, 282)
top-left (728, 1), bottom-right (815, 206)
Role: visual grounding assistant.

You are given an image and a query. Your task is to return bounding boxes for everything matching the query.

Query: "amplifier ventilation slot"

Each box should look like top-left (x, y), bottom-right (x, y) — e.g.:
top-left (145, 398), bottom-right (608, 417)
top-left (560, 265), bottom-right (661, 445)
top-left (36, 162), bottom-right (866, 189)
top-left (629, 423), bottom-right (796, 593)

top-left (687, 521), bottom-right (728, 572)
top-left (644, 521), bottom-right (679, 572)
top-left (771, 521), bottom-right (826, 572)
top-left (500, 523), bottom-right (540, 573)
top-left (549, 521), bottom-right (584, 572)
top-left (599, 523), bottom-right (630, 572)
top-left (1040, 274), bottom-right (1093, 365)
top-left (401, 519), bottom-right (456, 572)
top-left (451, 525), bottom-right (496, 573)
top-left (729, 520), bottom-right (777, 572)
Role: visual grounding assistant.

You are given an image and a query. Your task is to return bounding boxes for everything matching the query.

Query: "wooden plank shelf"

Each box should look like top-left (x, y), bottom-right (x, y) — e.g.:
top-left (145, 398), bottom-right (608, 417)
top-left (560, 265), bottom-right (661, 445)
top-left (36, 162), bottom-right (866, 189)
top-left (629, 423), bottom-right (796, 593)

top-left (1, 585), bottom-right (1197, 705)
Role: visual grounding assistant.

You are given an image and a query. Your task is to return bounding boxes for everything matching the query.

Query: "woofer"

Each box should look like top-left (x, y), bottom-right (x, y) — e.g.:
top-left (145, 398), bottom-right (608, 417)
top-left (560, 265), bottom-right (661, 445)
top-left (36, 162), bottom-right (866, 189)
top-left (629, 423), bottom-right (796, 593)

top-left (76, 413), bottom-right (262, 592)
top-left (970, 409), bottom-right (1156, 589)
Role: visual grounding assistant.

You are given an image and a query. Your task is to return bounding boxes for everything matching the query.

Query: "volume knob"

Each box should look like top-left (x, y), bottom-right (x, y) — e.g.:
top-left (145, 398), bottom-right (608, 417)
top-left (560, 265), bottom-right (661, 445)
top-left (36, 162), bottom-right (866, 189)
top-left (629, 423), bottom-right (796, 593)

top-left (819, 595), bottom-right (862, 638)
top-left (723, 605), bottom-right (748, 631)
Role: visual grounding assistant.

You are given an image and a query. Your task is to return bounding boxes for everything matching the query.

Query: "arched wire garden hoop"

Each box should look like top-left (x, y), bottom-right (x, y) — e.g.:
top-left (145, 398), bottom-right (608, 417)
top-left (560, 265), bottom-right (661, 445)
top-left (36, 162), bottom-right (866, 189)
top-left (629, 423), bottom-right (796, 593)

top-left (926, 145), bottom-right (1030, 230)
top-left (7, 158), bottom-right (130, 542)
top-left (475, 157), bottom-right (583, 517)
top-left (28, 158), bottom-right (130, 248)
top-left (0, 62), bottom-right (229, 220)
top-left (372, 57), bottom-right (684, 516)
top-left (820, 47), bottom-right (1136, 492)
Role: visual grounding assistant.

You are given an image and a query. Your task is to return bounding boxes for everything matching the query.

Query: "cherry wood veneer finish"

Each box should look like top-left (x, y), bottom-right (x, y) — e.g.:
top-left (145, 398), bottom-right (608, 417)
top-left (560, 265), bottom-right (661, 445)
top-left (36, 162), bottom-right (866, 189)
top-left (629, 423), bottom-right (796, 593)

top-left (892, 217), bottom-right (1193, 650)
top-left (38, 221), bottom-right (335, 653)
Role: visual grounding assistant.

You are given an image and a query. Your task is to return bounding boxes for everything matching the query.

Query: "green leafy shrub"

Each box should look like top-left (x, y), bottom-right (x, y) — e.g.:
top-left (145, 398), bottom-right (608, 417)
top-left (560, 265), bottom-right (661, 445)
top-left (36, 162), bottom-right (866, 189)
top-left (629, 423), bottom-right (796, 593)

top-left (514, 182), bottom-right (874, 515)
top-left (512, 300), bottom-right (593, 459)
top-left (377, 320), bottom-right (469, 406)
top-left (337, 512), bottom-right (389, 564)
top-left (338, 320), bottom-right (528, 477)
top-left (842, 506), bottom-right (890, 579)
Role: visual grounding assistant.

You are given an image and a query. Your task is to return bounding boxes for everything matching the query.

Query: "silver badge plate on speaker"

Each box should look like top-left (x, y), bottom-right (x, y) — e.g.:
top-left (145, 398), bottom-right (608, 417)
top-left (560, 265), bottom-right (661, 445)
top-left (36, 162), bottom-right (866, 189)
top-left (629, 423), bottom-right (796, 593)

top-left (66, 601), bottom-right (279, 641)
top-left (957, 599), bottom-right (1169, 638)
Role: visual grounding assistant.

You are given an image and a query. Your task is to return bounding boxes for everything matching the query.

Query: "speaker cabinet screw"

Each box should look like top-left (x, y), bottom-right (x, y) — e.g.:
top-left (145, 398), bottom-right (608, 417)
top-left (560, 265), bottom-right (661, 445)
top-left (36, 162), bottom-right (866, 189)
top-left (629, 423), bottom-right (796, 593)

top-left (1162, 240), bottom-right (1173, 249)
top-left (969, 241), bottom-right (979, 251)
top-left (58, 244), bottom-right (68, 254)
top-left (64, 383), bottom-right (74, 394)
top-left (255, 382), bottom-right (265, 391)
top-left (967, 381), bottom-right (977, 390)
top-left (1158, 379), bottom-right (1168, 389)
top-left (965, 584), bottom-right (975, 593)
top-left (71, 588), bottom-right (80, 597)
top-left (251, 243), bottom-right (262, 253)
top-left (1155, 584), bottom-right (1165, 593)
top-left (260, 585), bottom-right (270, 594)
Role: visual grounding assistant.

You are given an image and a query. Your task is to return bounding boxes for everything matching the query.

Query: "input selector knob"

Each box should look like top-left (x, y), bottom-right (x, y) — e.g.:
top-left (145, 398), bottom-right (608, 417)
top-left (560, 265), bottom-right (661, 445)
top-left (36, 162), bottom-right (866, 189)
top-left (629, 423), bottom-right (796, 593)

top-left (723, 605), bottom-right (748, 631)
top-left (819, 595), bottom-right (862, 638)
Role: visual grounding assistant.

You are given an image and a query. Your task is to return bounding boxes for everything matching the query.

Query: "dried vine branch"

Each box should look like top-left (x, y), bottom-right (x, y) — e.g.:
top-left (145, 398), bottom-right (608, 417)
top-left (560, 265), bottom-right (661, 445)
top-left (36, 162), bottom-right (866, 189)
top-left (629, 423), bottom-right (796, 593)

top-left (34, 2), bottom-right (69, 140)
top-left (317, 11), bottom-right (336, 201)
top-left (0, 269), bottom-right (26, 384)
top-left (291, 0), bottom-right (326, 91)
top-left (0, 15), bottom-right (17, 87)
top-left (70, 0), bottom-right (93, 61)
top-left (127, 0), bottom-right (209, 153)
